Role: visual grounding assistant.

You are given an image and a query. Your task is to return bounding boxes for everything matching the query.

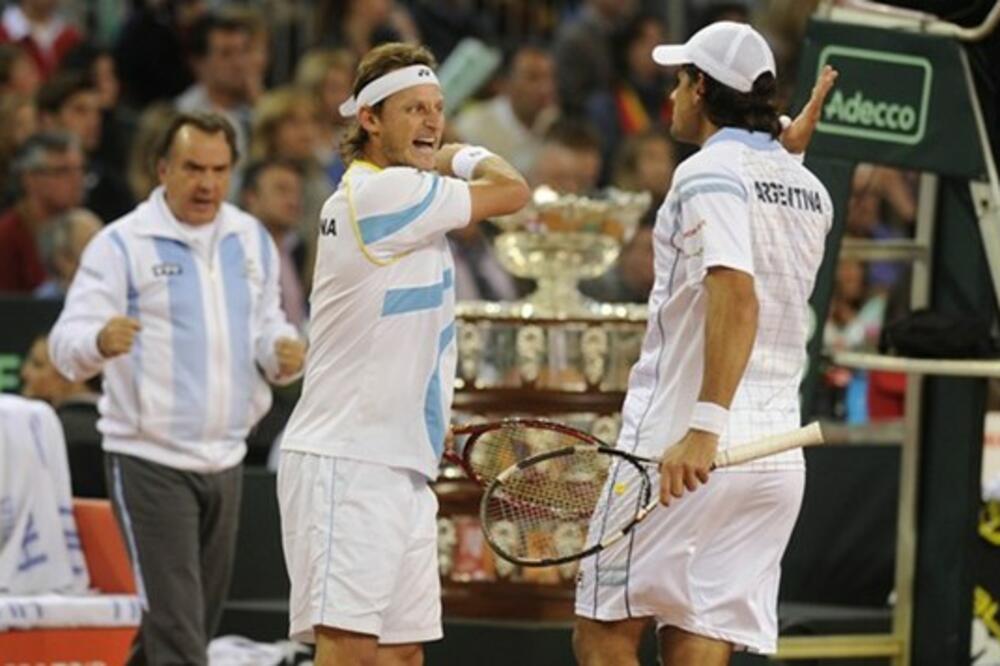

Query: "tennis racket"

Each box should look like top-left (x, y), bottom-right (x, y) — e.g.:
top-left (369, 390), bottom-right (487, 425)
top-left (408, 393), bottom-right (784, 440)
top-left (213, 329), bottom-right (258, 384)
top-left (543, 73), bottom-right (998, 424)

top-left (443, 419), bottom-right (604, 486)
top-left (480, 422), bottom-right (826, 567)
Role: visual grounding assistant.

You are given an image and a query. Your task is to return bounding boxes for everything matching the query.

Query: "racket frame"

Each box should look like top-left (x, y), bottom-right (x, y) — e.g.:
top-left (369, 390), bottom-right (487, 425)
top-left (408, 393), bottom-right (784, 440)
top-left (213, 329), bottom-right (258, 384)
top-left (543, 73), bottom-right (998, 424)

top-left (444, 418), bottom-right (604, 485)
top-left (480, 444), bottom-right (657, 567)
top-left (480, 422), bottom-right (827, 567)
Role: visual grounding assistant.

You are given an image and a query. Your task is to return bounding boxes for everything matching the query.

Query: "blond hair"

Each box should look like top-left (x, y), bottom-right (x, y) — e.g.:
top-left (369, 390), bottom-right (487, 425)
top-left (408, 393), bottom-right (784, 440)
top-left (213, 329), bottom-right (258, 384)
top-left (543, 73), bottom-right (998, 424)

top-left (250, 85), bottom-right (318, 161)
top-left (340, 42), bottom-right (437, 165)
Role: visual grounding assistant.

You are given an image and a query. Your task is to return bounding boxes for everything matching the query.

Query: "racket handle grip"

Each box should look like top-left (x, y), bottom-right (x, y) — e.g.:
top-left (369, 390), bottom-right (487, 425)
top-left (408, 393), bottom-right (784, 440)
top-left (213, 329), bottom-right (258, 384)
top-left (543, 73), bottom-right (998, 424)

top-left (714, 422), bottom-right (825, 468)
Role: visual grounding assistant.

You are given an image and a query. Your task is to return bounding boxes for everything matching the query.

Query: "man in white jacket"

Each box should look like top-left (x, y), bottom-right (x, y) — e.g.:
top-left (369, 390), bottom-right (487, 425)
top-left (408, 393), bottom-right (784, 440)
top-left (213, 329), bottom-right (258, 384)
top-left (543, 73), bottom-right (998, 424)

top-left (49, 111), bottom-right (306, 666)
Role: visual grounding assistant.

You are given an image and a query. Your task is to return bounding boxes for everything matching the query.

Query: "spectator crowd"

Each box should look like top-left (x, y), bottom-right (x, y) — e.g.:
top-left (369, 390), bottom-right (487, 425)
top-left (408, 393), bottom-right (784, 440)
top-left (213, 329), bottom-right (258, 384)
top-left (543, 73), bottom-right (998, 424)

top-left (0, 0), bottom-right (919, 490)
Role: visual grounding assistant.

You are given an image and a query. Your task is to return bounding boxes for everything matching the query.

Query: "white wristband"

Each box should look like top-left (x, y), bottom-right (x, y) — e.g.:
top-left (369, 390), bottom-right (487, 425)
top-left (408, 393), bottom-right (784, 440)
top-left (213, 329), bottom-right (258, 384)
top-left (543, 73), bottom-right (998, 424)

top-left (689, 401), bottom-right (729, 436)
top-left (452, 145), bottom-right (494, 181)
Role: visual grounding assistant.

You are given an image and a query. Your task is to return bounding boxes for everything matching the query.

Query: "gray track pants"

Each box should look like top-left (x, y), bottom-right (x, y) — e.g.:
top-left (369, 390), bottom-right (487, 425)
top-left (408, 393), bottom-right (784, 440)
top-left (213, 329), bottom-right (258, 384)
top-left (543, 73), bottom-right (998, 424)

top-left (106, 453), bottom-right (242, 666)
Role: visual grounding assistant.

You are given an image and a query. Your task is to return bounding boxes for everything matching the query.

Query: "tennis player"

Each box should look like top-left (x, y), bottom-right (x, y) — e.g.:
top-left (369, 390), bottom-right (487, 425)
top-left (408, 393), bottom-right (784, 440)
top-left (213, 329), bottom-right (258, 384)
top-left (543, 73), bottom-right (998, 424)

top-left (573, 22), bottom-right (838, 664)
top-left (276, 43), bottom-right (529, 665)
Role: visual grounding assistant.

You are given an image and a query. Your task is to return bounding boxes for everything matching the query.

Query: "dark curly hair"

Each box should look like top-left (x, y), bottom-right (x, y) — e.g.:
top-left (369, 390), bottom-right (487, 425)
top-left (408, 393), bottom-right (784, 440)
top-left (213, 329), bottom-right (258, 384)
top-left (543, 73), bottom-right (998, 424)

top-left (682, 64), bottom-right (781, 138)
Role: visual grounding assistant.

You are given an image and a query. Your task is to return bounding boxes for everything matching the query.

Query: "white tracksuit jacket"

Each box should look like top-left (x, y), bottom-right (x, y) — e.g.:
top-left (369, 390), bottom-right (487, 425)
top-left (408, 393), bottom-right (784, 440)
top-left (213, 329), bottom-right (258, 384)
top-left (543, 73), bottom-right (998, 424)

top-left (49, 187), bottom-right (301, 473)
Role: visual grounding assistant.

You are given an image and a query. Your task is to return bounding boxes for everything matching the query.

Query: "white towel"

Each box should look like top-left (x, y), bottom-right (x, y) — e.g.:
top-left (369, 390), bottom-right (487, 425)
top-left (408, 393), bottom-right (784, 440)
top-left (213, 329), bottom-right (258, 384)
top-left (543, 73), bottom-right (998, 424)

top-left (0, 593), bottom-right (141, 630)
top-left (0, 395), bottom-right (89, 594)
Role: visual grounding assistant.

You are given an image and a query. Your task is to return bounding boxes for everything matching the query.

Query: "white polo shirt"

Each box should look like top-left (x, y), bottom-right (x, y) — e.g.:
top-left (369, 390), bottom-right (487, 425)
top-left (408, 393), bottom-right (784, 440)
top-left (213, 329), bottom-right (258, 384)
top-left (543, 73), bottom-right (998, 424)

top-left (620, 128), bottom-right (833, 471)
top-left (280, 161), bottom-right (472, 480)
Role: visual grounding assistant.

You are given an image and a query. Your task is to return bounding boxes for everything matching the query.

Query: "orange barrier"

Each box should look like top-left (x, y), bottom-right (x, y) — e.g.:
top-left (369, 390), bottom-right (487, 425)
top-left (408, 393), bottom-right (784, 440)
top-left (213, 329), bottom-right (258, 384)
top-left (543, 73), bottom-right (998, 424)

top-left (0, 627), bottom-right (136, 663)
top-left (0, 498), bottom-right (139, 665)
top-left (73, 498), bottom-right (136, 595)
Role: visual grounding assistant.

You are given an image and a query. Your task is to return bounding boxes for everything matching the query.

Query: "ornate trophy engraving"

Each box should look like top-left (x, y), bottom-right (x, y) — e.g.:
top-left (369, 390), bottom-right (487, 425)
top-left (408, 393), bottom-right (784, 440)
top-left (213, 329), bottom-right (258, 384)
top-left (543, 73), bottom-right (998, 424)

top-left (516, 325), bottom-right (545, 384)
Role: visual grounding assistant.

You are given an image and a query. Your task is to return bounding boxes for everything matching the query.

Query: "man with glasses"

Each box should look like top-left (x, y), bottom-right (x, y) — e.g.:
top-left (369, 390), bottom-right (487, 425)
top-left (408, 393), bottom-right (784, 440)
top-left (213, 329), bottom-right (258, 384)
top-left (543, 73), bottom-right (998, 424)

top-left (0, 131), bottom-right (85, 293)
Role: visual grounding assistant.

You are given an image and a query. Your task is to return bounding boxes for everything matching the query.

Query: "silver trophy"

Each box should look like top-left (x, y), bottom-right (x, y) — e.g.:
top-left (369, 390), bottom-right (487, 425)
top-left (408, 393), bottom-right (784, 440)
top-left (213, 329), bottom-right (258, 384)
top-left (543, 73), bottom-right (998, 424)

top-left (492, 186), bottom-right (652, 314)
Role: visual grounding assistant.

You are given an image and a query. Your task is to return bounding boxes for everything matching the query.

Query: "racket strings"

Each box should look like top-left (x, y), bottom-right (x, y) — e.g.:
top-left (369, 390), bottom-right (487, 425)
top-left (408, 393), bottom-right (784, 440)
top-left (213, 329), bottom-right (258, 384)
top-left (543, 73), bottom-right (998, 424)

top-left (482, 449), bottom-right (650, 564)
top-left (464, 425), bottom-right (584, 484)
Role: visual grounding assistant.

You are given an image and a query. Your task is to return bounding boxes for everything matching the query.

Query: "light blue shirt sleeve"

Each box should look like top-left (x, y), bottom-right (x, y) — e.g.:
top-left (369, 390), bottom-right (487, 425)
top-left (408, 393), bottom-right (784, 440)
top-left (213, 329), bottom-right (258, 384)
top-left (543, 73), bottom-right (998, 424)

top-left (349, 167), bottom-right (472, 262)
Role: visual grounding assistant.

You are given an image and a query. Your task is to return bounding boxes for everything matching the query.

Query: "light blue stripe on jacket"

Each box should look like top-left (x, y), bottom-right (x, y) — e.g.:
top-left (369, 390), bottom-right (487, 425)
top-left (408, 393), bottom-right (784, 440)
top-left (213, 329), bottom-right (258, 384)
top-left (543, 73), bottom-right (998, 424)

top-left (153, 238), bottom-right (207, 442)
top-left (110, 231), bottom-right (143, 430)
top-left (220, 234), bottom-right (252, 436)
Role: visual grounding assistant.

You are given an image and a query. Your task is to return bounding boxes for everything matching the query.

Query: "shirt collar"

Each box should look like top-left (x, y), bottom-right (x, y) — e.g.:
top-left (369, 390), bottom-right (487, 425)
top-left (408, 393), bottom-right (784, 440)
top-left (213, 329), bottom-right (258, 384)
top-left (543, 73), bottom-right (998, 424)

top-left (134, 186), bottom-right (241, 241)
top-left (704, 127), bottom-right (782, 151)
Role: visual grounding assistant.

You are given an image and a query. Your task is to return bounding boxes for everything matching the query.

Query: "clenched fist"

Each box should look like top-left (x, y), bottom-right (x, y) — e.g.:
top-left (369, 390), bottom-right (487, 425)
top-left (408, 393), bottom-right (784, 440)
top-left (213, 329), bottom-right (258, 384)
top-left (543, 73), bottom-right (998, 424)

top-left (274, 337), bottom-right (306, 378)
top-left (97, 316), bottom-right (141, 358)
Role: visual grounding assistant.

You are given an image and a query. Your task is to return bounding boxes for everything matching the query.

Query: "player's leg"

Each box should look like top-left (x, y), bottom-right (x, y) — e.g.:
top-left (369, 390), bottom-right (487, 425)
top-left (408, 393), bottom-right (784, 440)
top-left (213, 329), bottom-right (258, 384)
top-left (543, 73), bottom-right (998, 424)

top-left (658, 625), bottom-right (732, 666)
top-left (573, 616), bottom-right (648, 666)
top-left (675, 470), bottom-right (806, 656)
top-left (315, 626), bottom-right (378, 666)
top-left (375, 642), bottom-right (423, 666)
top-left (573, 460), bottom-right (655, 666)
top-left (278, 454), bottom-right (412, 657)
top-left (378, 476), bottom-right (441, 666)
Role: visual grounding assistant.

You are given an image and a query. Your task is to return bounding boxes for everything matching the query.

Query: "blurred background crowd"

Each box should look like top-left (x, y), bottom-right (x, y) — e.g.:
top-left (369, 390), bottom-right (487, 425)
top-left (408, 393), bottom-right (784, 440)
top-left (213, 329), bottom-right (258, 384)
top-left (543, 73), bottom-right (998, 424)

top-left (0, 0), bottom-right (920, 493)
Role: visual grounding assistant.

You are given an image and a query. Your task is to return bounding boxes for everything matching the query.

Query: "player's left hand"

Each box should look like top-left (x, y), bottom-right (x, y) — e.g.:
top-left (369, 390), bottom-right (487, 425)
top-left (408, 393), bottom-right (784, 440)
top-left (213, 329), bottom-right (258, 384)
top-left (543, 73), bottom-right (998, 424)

top-left (780, 65), bottom-right (839, 154)
top-left (434, 143), bottom-right (465, 176)
top-left (274, 337), bottom-right (306, 378)
top-left (658, 429), bottom-right (718, 506)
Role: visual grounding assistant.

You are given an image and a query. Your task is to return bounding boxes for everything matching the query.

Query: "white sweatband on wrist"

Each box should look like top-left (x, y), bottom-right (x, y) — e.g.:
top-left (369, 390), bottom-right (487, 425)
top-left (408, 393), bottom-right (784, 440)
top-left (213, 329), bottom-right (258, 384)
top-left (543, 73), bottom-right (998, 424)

top-left (452, 146), bottom-right (494, 181)
top-left (689, 401), bottom-right (729, 436)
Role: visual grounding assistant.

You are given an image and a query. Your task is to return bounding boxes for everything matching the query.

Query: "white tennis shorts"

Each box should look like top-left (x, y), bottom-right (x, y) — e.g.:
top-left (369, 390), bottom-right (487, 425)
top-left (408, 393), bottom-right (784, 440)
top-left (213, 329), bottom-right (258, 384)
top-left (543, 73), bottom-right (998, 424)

top-left (277, 452), bottom-right (441, 645)
top-left (574, 468), bottom-right (805, 654)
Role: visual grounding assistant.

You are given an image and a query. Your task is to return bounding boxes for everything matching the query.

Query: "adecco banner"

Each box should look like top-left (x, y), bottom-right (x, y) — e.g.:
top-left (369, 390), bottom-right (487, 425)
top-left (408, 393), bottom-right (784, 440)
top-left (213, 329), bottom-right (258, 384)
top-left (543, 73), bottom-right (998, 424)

top-left (794, 18), bottom-right (993, 417)
top-left (795, 19), bottom-right (986, 179)
top-left (818, 46), bottom-right (931, 145)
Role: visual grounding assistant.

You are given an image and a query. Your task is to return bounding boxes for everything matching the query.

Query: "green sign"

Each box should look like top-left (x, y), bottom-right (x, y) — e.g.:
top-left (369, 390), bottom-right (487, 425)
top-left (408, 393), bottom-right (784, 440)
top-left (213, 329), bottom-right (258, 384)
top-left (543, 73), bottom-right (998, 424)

top-left (0, 354), bottom-right (21, 392)
top-left (818, 46), bottom-right (932, 146)
top-left (795, 19), bottom-right (985, 179)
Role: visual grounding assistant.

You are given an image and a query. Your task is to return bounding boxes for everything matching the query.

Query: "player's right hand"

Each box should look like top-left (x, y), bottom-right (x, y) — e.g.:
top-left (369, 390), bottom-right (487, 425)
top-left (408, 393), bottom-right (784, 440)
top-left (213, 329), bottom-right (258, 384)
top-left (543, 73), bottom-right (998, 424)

top-left (97, 316), bottom-right (141, 358)
top-left (434, 143), bottom-right (466, 176)
top-left (658, 429), bottom-right (717, 506)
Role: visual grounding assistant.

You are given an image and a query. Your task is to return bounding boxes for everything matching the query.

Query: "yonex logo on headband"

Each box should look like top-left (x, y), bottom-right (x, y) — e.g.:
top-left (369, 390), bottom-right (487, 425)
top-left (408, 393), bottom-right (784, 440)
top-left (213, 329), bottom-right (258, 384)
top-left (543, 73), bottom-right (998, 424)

top-left (339, 65), bottom-right (441, 117)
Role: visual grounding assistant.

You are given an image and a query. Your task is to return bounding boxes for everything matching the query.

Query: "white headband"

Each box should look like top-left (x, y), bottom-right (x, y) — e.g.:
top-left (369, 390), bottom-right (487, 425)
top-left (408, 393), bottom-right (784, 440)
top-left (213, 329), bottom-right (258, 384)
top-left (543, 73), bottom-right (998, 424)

top-left (339, 64), bottom-right (440, 117)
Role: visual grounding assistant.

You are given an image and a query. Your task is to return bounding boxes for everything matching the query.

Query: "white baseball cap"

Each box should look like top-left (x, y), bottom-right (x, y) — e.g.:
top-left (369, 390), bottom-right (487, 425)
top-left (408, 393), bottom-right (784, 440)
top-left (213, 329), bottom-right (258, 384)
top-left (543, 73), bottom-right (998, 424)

top-left (651, 21), bottom-right (776, 93)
